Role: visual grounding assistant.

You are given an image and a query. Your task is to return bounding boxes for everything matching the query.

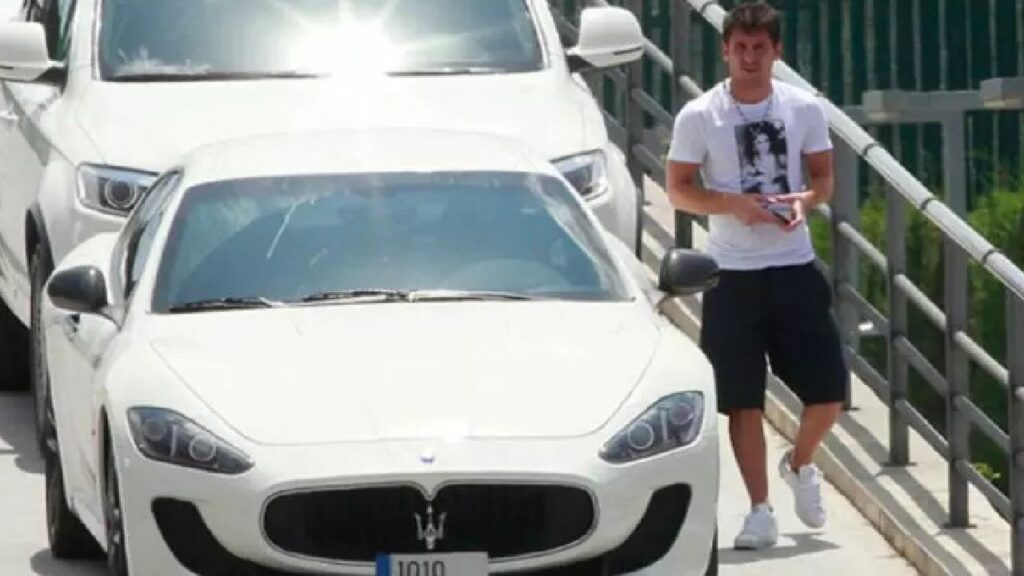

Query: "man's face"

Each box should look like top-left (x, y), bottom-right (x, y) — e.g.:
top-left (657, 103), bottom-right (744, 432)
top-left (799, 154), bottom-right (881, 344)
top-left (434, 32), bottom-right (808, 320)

top-left (723, 28), bottom-right (780, 83)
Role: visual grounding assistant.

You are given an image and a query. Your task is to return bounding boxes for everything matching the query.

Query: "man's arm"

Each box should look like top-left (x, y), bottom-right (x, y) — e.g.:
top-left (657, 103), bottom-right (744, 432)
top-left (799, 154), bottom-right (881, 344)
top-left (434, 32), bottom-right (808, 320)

top-left (802, 149), bottom-right (834, 209)
top-left (770, 148), bottom-right (833, 231)
top-left (666, 160), bottom-right (779, 226)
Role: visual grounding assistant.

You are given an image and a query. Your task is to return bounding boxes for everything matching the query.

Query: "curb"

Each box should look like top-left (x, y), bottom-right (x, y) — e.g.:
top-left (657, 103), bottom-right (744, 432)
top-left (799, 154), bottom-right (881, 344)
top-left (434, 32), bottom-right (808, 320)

top-left (659, 295), bottom-right (943, 576)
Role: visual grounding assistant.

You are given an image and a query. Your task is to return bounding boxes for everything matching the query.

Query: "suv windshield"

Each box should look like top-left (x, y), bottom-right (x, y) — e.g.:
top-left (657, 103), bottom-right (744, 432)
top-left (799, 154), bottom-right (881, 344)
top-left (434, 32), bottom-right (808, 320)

top-left (152, 171), bottom-right (631, 311)
top-left (99, 0), bottom-right (544, 80)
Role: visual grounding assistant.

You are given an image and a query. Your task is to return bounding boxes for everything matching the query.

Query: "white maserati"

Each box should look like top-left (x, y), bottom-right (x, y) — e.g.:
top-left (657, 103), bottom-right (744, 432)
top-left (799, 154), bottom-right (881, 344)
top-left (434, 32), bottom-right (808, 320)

top-left (41, 129), bottom-right (720, 576)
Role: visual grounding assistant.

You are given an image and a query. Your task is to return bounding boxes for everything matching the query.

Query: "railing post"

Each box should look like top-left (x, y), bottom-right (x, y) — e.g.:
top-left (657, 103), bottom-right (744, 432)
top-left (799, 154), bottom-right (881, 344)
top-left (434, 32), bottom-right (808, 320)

top-left (942, 113), bottom-right (971, 527)
top-left (669, 0), bottom-right (693, 249)
top-left (623, 0), bottom-right (646, 192)
top-left (832, 141), bottom-right (860, 410)
top-left (885, 184), bottom-right (910, 465)
top-left (1008, 295), bottom-right (1024, 576)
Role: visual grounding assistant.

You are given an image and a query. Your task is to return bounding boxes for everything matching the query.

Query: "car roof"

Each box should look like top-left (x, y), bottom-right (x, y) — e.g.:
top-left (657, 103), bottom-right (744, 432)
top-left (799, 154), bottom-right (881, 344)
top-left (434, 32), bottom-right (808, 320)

top-left (176, 128), bottom-right (563, 188)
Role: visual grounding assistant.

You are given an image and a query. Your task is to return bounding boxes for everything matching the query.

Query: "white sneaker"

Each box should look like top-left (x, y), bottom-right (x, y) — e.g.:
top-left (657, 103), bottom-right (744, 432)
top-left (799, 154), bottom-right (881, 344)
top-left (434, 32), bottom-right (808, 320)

top-left (733, 503), bottom-right (778, 550)
top-left (779, 450), bottom-right (827, 528)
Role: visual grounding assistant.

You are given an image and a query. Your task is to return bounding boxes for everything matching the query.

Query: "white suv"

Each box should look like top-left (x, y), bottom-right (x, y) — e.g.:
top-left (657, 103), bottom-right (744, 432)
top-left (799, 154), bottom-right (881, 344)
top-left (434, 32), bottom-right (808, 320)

top-left (0, 0), bottom-right (645, 441)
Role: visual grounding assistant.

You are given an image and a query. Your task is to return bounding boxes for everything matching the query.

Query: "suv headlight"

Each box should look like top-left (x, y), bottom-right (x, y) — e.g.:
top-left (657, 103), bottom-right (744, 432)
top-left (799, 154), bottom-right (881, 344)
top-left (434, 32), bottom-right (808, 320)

top-left (599, 392), bottom-right (704, 464)
top-left (553, 150), bottom-right (608, 199)
top-left (77, 164), bottom-right (157, 216)
top-left (127, 407), bottom-right (253, 474)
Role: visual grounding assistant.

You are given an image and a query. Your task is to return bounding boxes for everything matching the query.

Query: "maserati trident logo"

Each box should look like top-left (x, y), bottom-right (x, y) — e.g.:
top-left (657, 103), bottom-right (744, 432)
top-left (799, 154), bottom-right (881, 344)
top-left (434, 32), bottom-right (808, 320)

top-left (414, 503), bottom-right (446, 551)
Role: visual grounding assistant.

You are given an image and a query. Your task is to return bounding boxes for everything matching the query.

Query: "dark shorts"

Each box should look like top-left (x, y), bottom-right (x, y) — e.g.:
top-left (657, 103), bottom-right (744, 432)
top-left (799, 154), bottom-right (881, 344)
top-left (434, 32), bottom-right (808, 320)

top-left (700, 261), bottom-right (848, 414)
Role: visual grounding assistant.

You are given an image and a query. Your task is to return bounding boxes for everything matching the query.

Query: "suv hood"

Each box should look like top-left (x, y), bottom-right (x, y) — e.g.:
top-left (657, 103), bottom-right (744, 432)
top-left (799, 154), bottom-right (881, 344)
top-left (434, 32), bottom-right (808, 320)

top-left (76, 72), bottom-right (599, 172)
top-left (145, 302), bottom-right (658, 445)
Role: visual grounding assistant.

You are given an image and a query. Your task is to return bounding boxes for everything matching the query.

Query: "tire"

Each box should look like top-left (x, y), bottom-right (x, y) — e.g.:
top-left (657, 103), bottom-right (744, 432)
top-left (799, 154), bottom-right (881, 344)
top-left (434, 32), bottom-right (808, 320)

top-left (45, 396), bottom-right (101, 558)
top-left (0, 296), bottom-right (30, 392)
top-left (704, 528), bottom-right (718, 576)
top-left (30, 243), bottom-right (53, 452)
top-left (104, 442), bottom-right (130, 576)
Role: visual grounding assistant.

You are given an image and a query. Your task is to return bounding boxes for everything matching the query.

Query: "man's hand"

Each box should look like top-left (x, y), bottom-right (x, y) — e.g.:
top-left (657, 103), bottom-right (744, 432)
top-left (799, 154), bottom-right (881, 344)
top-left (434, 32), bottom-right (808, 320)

top-left (765, 191), bottom-right (812, 231)
top-left (729, 194), bottom-right (783, 227)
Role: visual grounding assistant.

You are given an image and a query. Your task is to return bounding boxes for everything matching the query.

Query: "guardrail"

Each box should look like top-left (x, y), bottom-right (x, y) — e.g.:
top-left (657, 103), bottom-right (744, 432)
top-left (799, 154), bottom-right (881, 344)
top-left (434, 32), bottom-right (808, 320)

top-left (549, 1), bottom-right (1024, 573)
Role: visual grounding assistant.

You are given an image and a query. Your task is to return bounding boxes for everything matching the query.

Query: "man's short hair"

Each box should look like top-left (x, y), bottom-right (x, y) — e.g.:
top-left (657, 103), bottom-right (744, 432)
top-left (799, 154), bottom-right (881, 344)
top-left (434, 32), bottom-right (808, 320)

top-left (722, 2), bottom-right (781, 45)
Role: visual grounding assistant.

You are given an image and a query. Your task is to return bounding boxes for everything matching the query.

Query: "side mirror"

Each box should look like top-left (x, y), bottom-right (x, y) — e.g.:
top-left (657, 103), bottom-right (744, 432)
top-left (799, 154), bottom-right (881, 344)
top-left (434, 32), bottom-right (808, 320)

top-left (47, 266), bottom-right (109, 315)
top-left (567, 7), bottom-right (644, 73)
top-left (0, 22), bottom-right (58, 82)
top-left (657, 249), bottom-right (719, 297)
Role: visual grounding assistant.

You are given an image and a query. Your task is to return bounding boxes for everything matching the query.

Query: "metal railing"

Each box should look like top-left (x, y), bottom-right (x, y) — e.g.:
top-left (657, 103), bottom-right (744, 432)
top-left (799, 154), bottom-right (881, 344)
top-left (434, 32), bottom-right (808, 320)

top-left (550, 1), bottom-right (1024, 573)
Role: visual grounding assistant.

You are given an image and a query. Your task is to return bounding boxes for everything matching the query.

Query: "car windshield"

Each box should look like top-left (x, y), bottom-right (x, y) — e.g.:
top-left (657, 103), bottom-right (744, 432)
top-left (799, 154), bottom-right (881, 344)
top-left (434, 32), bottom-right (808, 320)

top-left (99, 0), bottom-right (544, 80)
top-left (152, 171), bottom-right (632, 311)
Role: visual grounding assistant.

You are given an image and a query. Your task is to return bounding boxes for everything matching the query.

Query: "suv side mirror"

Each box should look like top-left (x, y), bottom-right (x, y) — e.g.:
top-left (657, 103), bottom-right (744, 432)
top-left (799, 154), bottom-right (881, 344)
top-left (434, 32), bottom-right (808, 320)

top-left (657, 249), bottom-right (719, 297)
top-left (47, 266), bottom-right (109, 315)
top-left (567, 7), bottom-right (644, 73)
top-left (0, 22), bottom-right (58, 82)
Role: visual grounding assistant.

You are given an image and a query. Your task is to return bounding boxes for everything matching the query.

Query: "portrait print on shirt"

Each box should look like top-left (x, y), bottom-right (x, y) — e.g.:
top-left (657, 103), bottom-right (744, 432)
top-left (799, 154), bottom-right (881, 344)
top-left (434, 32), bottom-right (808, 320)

top-left (735, 119), bottom-right (790, 195)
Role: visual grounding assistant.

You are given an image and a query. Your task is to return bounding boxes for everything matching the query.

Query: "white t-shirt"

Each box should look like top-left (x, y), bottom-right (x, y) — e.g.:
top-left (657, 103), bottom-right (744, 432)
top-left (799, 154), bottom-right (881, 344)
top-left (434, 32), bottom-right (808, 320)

top-left (667, 79), bottom-right (832, 270)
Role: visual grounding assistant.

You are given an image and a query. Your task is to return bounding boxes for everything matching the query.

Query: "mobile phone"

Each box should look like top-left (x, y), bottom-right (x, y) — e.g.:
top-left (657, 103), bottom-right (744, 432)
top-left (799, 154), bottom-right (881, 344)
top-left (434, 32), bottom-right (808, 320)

top-left (766, 202), bottom-right (795, 224)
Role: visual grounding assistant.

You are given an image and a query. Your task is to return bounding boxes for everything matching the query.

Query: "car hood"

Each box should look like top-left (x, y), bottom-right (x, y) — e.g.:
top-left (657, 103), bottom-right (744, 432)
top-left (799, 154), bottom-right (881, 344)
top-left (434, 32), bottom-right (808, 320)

top-left (75, 72), bottom-right (598, 172)
top-left (145, 302), bottom-right (658, 445)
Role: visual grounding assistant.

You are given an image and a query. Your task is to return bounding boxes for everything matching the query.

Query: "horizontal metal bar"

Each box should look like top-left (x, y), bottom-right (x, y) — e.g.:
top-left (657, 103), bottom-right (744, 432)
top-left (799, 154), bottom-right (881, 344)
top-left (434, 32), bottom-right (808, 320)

top-left (894, 335), bottom-right (949, 396)
top-left (953, 395), bottom-right (1010, 453)
top-left (837, 222), bottom-right (887, 270)
top-left (844, 346), bottom-right (891, 399)
top-left (632, 144), bottom-right (665, 187)
top-left (954, 458), bottom-right (1012, 521)
top-left (861, 89), bottom-right (985, 117)
top-left (893, 274), bottom-right (947, 332)
top-left (894, 398), bottom-right (950, 460)
top-left (630, 88), bottom-right (674, 127)
top-left (685, 0), bottom-right (1024, 304)
top-left (953, 331), bottom-right (1010, 389)
top-left (839, 283), bottom-right (889, 335)
top-left (678, 75), bottom-right (704, 99)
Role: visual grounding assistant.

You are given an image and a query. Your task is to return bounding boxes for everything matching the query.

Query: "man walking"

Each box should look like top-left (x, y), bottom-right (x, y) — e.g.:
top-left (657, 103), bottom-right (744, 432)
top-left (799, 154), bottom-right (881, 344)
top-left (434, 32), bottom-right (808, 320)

top-left (665, 1), bottom-right (847, 550)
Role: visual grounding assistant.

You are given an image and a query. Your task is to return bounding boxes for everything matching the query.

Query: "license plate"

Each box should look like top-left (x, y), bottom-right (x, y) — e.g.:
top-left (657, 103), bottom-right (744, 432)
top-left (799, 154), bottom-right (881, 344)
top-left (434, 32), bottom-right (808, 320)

top-left (375, 552), bottom-right (488, 576)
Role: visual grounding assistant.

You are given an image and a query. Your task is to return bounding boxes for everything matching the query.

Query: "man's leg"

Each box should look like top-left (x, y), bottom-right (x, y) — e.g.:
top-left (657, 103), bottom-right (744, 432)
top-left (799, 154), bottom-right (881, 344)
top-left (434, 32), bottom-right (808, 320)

top-left (767, 263), bottom-right (850, 528)
top-left (729, 408), bottom-right (769, 505)
top-left (789, 402), bottom-right (842, 470)
top-left (700, 269), bottom-right (777, 549)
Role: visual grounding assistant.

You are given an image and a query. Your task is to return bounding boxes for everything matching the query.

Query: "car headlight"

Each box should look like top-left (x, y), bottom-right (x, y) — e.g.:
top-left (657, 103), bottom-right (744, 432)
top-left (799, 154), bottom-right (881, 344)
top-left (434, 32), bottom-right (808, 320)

top-left (553, 150), bottom-right (608, 199)
top-left (599, 392), bottom-right (704, 464)
top-left (77, 164), bottom-right (157, 216)
top-left (127, 407), bottom-right (253, 474)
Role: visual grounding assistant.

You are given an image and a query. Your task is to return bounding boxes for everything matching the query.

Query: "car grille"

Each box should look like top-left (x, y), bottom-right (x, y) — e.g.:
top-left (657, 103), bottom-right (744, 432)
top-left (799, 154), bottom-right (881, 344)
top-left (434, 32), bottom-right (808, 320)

top-left (262, 484), bottom-right (596, 562)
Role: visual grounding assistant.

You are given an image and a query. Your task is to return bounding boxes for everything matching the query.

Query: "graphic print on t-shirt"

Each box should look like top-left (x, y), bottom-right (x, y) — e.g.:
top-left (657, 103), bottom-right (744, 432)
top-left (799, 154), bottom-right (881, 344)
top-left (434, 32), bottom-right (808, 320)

top-left (735, 119), bottom-right (790, 195)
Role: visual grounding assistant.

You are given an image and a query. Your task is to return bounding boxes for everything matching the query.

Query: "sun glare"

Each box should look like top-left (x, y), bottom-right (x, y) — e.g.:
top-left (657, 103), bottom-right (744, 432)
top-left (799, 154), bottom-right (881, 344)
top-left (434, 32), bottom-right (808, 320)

top-left (292, 20), bottom-right (403, 78)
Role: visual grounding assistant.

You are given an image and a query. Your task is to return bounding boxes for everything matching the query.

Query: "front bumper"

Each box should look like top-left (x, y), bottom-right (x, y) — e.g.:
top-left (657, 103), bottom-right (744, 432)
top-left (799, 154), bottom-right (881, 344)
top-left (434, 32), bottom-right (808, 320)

top-left (113, 424), bottom-right (717, 576)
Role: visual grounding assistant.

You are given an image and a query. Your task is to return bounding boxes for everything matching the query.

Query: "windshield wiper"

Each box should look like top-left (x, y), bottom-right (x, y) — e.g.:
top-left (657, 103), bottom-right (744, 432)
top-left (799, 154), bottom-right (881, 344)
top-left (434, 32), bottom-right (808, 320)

top-left (387, 66), bottom-right (507, 76)
top-left (109, 70), bottom-right (324, 82)
top-left (296, 289), bottom-right (410, 305)
top-left (167, 296), bottom-right (282, 313)
top-left (406, 290), bottom-right (537, 302)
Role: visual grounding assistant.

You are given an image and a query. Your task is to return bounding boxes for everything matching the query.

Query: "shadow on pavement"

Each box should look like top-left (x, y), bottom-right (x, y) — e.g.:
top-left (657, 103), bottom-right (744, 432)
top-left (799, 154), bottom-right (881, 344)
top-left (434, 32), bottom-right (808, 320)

top-left (719, 531), bottom-right (840, 565)
top-left (30, 550), bottom-right (104, 576)
top-left (0, 392), bottom-right (44, 474)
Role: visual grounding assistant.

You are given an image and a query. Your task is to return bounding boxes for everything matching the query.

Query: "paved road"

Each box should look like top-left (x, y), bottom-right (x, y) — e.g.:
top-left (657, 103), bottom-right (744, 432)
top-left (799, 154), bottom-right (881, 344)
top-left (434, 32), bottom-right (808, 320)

top-left (0, 392), bottom-right (915, 575)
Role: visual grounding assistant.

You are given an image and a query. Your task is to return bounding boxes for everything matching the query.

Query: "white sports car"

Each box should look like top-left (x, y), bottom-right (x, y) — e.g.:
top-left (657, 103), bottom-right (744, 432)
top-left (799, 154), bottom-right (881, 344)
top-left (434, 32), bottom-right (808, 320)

top-left (41, 129), bottom-right (720, 576)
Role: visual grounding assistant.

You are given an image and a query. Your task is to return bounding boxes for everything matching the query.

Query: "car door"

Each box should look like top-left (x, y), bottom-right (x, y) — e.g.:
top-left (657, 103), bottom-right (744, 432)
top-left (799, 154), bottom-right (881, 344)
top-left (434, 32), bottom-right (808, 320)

top-left (50, 172), bottom-right (178, 518)
top-left (0, 0), bottom-right (75, 305)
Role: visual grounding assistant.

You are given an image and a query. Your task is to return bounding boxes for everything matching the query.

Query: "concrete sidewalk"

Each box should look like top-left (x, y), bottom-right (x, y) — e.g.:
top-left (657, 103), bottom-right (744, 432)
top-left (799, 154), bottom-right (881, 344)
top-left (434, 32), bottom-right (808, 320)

top-left (716, 414), bottom-right (915, 575)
